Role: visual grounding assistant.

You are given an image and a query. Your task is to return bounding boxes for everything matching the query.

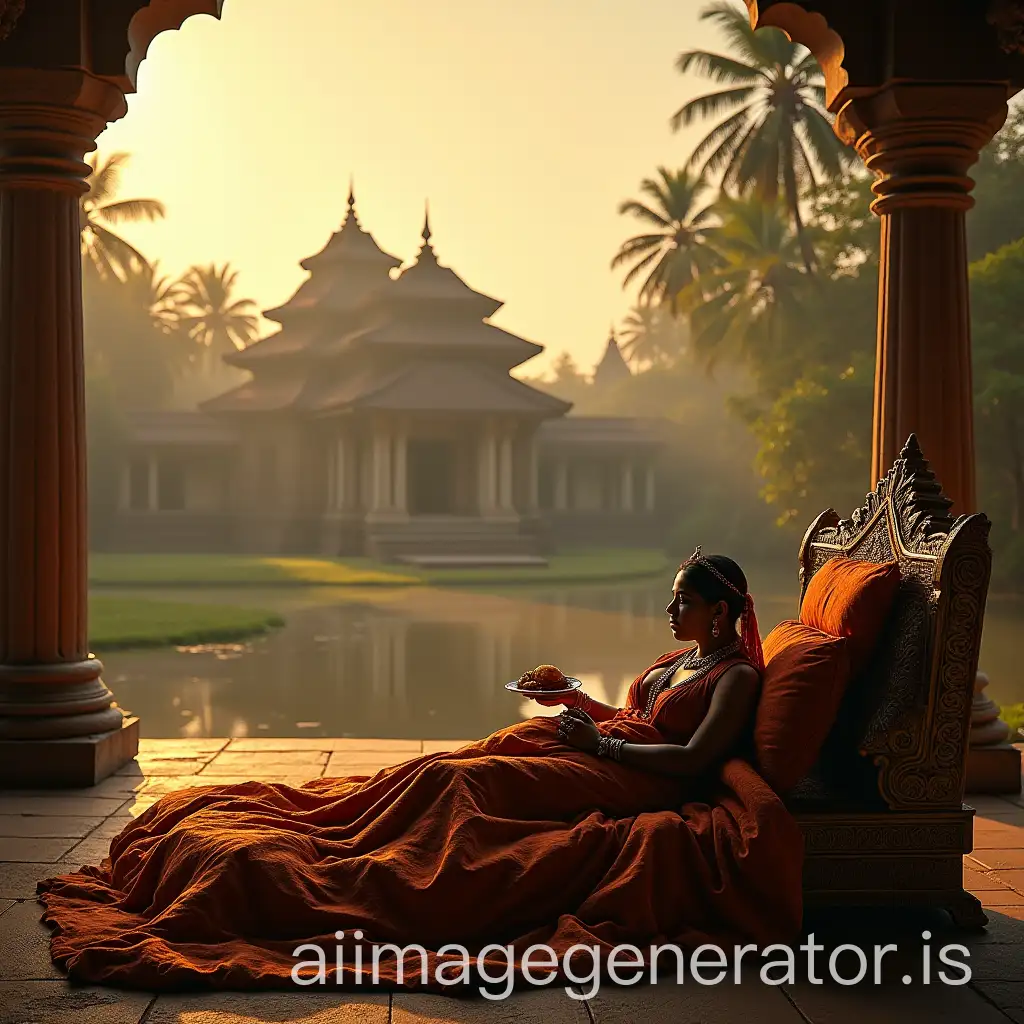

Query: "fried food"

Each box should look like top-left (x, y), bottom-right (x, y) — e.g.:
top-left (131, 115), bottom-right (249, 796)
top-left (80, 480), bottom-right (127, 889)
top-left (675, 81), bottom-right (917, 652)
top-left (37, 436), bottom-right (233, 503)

top-left (517, 664), bottom-right (568, 690)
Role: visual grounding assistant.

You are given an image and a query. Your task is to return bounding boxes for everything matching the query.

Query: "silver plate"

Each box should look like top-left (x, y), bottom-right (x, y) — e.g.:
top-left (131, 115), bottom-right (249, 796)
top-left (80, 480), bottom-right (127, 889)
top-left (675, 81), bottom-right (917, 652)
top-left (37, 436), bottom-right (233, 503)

top-left (504, 676), bottom-right (582, 696)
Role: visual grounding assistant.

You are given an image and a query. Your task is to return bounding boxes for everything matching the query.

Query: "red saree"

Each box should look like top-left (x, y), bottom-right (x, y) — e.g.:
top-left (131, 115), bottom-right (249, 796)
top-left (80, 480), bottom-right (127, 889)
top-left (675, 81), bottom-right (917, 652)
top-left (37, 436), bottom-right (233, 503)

top-left (38, 650), bottom-right (803, 990)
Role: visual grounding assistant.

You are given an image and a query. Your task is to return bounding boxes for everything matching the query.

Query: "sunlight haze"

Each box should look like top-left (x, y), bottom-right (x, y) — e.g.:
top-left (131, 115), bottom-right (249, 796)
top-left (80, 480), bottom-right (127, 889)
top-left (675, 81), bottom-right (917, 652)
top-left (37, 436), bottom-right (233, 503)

top-left (97, 0), bottom-right (727, 376)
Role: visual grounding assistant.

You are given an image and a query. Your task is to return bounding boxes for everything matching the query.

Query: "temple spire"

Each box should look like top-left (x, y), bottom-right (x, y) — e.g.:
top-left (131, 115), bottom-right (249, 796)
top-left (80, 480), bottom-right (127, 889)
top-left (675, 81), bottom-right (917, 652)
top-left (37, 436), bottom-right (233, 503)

top-left (417, 200), bottom-right (438, 264)
top-left (344, 177), bottom-right (359, 226)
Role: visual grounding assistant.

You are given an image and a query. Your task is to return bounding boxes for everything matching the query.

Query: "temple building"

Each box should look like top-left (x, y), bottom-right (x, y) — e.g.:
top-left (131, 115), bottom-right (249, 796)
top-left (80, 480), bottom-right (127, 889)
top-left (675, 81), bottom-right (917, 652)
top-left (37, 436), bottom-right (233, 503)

top-left (110, 193), bottom-right (669, 563)
top-left (591, 329), bottom-right (632, 390)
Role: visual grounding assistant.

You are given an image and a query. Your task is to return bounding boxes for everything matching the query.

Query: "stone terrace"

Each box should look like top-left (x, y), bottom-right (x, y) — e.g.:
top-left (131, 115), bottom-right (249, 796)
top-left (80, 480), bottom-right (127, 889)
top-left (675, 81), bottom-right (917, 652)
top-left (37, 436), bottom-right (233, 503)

top-left (1, 738), bottom-right (1023, 1023)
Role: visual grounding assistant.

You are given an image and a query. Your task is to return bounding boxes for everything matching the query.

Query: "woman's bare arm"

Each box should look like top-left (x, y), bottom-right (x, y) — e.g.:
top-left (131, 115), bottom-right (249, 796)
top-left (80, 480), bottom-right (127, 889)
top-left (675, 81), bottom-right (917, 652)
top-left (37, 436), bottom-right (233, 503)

top-left (613, 664), bottom-right (761, 777)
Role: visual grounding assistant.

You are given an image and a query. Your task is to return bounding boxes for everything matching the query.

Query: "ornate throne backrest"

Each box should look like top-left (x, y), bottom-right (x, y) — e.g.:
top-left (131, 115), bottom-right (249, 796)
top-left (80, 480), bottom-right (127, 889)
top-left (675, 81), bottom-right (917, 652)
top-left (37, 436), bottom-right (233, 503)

top-left (797, 435), bottom-right (992, 811)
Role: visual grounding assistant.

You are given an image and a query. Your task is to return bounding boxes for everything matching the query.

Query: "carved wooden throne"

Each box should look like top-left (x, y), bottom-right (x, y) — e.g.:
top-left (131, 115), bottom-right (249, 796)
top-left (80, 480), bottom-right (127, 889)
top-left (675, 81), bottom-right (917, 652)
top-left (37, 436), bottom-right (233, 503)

top-left (790, 435), bottom-right (992, 927)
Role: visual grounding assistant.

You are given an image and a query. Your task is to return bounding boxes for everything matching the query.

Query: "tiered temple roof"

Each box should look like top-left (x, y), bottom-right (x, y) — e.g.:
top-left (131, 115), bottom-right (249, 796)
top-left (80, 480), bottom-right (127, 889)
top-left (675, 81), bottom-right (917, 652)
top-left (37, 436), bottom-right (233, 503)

top-left (206, 196), bottom-right (567, 418)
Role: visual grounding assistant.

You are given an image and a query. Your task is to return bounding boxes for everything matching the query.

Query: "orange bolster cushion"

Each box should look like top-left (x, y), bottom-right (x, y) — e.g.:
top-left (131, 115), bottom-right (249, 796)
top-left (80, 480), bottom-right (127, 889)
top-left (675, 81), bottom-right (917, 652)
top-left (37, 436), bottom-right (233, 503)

top-left (754, 619), bottom-right (852, 793)
top-left (800, 557), bottom-right (901, 672)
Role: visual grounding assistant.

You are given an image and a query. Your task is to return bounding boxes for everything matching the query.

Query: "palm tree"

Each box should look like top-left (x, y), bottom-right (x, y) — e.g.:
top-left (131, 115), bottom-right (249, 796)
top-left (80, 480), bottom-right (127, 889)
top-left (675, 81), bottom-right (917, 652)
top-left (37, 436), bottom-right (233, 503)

top-left (119, 260), bottom-right (185, 334)
top-left (611, 167), bottom-right (717, 310)
top-left (671, 0), bottom-right (851, 270)
top-left (677, 193), bottom-right (811, 385)
top-left (176, 263), bottom-right (259, 373)
top-left (618, 301), bottom-right (689, 368)
top-left (80, 152), bottom-right (165, 281)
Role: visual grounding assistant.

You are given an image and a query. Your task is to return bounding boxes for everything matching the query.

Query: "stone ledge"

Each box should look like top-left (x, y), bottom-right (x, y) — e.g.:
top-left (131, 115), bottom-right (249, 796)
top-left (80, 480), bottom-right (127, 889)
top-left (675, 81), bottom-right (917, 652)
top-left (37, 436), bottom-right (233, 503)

top-left (0, 717), bottom-right (139, 788)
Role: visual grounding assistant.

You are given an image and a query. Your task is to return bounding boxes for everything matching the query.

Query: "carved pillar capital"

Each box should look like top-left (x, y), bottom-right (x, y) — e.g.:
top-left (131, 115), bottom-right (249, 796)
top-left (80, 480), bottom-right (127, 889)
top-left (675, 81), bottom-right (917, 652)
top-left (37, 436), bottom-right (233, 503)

top-left (0, 68), bottom-right (126, 189)
top-left (836, 82), bottom-right (1008, 214)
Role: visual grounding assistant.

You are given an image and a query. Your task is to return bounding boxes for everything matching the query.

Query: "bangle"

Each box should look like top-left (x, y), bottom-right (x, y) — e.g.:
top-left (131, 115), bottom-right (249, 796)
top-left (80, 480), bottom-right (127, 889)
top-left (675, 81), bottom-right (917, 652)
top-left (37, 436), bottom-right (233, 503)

top-left (596, 736), bottom-right (625, 761)
top-left (571, 690), bottom-right (593, 713)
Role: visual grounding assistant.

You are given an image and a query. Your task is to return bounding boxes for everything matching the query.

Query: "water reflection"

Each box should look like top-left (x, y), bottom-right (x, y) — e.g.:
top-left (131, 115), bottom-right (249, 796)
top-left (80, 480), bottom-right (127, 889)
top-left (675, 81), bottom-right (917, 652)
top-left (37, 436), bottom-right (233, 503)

top-left (100, 578), bottom-right (1021, 739)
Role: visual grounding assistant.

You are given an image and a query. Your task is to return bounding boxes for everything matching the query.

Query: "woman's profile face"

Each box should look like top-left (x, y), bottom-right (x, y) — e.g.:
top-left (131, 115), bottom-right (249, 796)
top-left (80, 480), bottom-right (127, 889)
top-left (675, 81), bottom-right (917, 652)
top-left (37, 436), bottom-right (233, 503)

top-left (665, 569), bottom-right (712, 641)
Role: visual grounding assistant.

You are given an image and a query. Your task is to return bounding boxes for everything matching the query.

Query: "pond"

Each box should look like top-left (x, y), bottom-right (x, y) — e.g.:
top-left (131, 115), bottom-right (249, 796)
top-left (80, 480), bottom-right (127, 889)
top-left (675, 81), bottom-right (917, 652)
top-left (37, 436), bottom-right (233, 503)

top-left (97, 571), bottom-right (1024, 739)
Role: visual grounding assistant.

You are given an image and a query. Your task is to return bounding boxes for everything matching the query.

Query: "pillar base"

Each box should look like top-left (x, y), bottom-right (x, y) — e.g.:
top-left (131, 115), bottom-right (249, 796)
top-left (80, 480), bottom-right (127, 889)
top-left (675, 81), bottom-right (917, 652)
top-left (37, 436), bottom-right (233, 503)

top-left (965, 742), bottom-right (1022, 795)
top-left (0, 715), bottom-right (139, 788)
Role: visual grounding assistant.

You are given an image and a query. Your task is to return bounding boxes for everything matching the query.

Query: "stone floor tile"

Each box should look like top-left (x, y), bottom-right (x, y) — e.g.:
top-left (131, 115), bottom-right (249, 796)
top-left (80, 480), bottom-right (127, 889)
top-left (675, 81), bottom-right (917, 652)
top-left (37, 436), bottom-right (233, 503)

top-left (984, 907), bottom-right (1024, 925)
top-left (0, 901), bottom-right (65, 981)
top-left (785, 981), bottom-right (1009, 1023)
top-left (59, 833), bottom-right (116, 866)
top-left (323, 760), bottom-right (405, 779)
top-left (138, 738), bottom-right (228, 755)
top-left (978, 810), bottom-right (1024, 825)
top-left (197, 764), bottom-right (323, 778)
top-left (968, 849), bottom-right (1024, 871)
top-left (421, 740), bottom-right (476, 755)
top-left (958, 943), bottom-right (1024, 981)
top-left (139, 775), bottom-right (314, 795)
top-left (0, 981), bottom-right (153, 1024)
top-left (146, 991), bottom-right (388, 1023)
top-left (0, 815), bottom-right (105, 839)
top-left (981, 889), bottom-right (1024, 907)
top-left (972, 980), bottom-right (1024, 1010)
top-left (129, 758), bottom-right (211, 777)
top-left (966, 868), bottom-right (1010, 890)
top-left (989, 870), bottom-right (1024, 892)
top-left (0, 863), bottom-right (64, 900)
top-left (4, 775), bottom-right (147, 799)
top-left (227, 737), bottom-right (422, 753)
top-left (0, 796), bottom-right (125, 817)
top-left (206, 750), bottom-right (329, 768)
top-left (118, 794), bottom-right (161, 816)
top-left (585, 979), bottom-right (804, 1023)
top-left (0, 838), bottom-right (76, 863)
top-left (969, 796), bottom-right (1020, 810)
top-left (394, 987), bottom-right (590, 1023)
top-left (973, 834), bottom-right (1024, 850)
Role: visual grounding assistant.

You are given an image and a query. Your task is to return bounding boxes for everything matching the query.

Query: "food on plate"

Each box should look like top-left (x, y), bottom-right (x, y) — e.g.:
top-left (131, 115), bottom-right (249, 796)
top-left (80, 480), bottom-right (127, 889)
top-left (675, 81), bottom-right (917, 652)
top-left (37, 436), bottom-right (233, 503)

top-left (516, 664), bottom-right (569, 690)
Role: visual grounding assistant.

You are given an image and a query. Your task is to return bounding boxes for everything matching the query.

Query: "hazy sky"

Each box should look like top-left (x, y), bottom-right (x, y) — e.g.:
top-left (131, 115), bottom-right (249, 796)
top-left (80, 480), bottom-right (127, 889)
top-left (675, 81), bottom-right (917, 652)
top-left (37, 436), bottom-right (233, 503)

top-left (98, 0), bottom-right (735, 376)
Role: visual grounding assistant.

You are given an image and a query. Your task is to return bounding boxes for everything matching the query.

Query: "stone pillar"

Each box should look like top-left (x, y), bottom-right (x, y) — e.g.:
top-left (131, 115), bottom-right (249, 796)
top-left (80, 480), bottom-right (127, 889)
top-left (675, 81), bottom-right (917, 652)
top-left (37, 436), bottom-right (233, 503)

top-left (527, 434), bottom-right (539, 514)
top-left (371, 429), bottom-right (392, 512)
top-left (498, 434), bottom-right (514, 511)
top-left (837, 83), bottom-right (1008, 514)
top-left (554, 460), bottom-right (569, 511)
top-left (393, 431), bottom-right (407, 514)
top-left (147, 455), bottom-right (159, 512)
top-left (644, 465), bottom-right (656, 512)
top-left (334, 436), bottom-right (347, 511)
top-left (477, 430), bottom-right (498, 514)
top-left (0, 69), bottom-right (139, 785)
top-left (621, 462), bottom-right (634, 513)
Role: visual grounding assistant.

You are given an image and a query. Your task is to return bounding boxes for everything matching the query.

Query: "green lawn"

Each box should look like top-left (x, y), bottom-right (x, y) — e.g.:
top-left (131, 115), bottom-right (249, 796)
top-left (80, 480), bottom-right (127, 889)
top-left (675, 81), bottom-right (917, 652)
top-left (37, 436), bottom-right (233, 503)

top-left (88, 550), bottom-right (670, 588)
top-left (89, 595), bottom-right (284, 651)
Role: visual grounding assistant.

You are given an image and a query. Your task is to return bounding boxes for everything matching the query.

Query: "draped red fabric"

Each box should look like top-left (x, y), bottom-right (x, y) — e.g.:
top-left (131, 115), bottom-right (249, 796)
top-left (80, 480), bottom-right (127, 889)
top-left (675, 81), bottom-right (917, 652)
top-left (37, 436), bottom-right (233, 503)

top-left (741, 594), bottom-right (765, 673)
top-left (37, 651), bottom-right (803, 991)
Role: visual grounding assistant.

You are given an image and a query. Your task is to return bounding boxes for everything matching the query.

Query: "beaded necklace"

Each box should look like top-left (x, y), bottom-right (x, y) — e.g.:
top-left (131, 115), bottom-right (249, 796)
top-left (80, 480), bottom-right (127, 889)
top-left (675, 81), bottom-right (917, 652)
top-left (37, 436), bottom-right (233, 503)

top-left (639, 640), bottom-right (741, 720)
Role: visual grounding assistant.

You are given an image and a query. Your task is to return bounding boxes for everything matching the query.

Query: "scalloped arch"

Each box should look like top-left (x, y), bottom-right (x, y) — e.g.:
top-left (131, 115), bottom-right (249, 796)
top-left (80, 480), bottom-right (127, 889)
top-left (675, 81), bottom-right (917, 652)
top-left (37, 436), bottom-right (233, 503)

top-left (125, 0), bottom-right (225, 90)
top-left (743, 1), bottom-right (849, 108)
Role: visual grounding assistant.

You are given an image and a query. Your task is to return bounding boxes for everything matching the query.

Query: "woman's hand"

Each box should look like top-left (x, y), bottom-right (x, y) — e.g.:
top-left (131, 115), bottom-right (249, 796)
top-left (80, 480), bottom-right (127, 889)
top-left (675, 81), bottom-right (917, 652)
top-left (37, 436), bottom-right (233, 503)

top-left (556, 707), bottom-right (601, 754)
top-left (532, 692), bottom-right (574, 707)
